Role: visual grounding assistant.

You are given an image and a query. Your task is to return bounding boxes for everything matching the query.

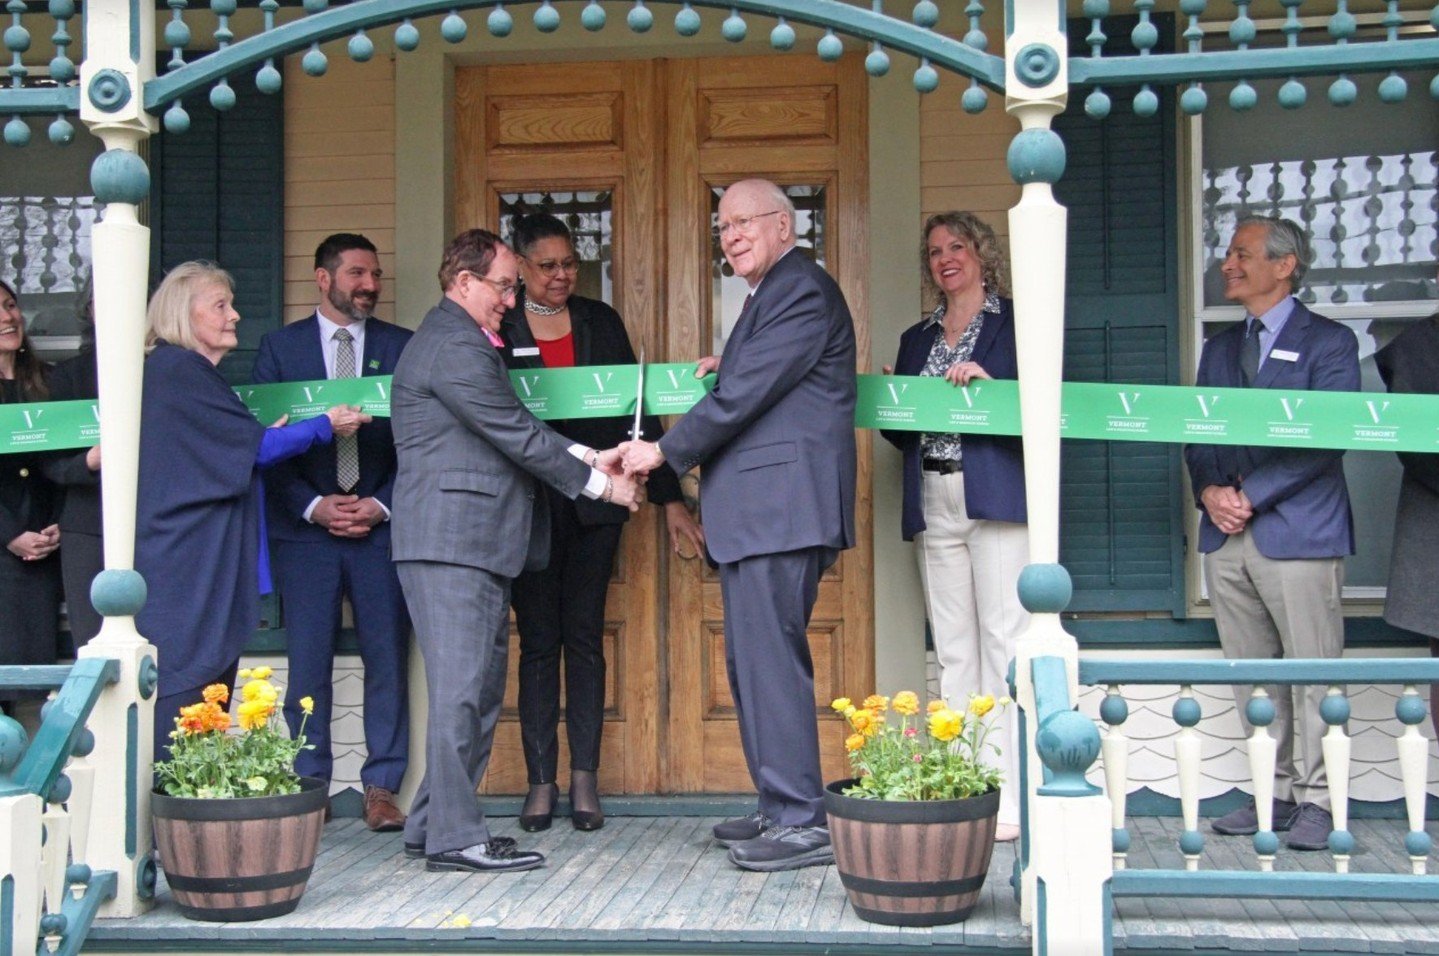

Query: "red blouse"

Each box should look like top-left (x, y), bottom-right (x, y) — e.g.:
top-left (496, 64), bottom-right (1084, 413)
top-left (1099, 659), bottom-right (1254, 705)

top-left (536, 332), bottom-right (575, 369)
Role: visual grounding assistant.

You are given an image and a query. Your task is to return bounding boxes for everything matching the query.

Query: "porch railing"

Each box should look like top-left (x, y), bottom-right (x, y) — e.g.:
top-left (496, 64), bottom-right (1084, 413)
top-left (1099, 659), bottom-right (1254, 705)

top-left (1, 659), bottom-right (124, 956)
top-left (1022, 655), bottom-right (1439, 956)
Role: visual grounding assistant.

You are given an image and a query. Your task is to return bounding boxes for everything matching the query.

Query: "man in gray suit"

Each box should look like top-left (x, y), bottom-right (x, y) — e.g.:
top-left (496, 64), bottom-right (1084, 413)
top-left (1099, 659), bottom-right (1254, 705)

top-left (622, 179), bottom-right (857, 872)
top-left (391, 229), bottom-right (641, 873)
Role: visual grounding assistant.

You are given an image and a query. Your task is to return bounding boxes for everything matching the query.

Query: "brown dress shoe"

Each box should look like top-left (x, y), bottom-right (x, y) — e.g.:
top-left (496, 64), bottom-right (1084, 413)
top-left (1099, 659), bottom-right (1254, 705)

top-left (363, 786), bottom-right (406, 832)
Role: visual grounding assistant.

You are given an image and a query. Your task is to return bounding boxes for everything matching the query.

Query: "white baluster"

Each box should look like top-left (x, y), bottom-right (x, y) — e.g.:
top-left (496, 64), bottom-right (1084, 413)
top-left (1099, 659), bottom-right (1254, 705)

top-left (1320, 685), bottom-right (1352, 873)
top-left (40, 806), bottom-right (70, 928)
top-left (1173, 686), bottom-right (1204, 871)
top-left (1245, 687), bottom-right (1279, 872)
top-left (1395, 685), bottom-right (1430, 875)
top-left (65, 761), bottom-right (96, 878)
top-left (1100, 684), bottom-right (1131, 871)
top-left (1, 792), bottom-right (44, 956)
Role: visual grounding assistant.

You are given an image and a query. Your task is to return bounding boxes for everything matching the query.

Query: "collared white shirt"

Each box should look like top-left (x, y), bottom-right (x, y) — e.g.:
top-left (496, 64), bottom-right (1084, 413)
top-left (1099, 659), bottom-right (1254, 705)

top-left (316, 311), bottom-right (367, 378)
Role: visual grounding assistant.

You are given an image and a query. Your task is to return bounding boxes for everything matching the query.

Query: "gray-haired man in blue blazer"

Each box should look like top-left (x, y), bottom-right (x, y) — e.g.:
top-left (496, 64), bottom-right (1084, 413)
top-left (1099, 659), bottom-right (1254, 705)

top-left (622, 179), bottom-right (857, 872)
top-left (1184, 216), bottom-right (1359, 852)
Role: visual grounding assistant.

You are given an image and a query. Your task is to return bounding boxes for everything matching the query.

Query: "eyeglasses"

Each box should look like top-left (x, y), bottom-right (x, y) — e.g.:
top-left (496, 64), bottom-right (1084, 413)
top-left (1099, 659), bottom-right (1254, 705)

top-left (524, 256), bottom-right (580, 278)
top-left (715, 210), bottom-right (781, 239)
top-left (466, 271), bottom-right (518, 300)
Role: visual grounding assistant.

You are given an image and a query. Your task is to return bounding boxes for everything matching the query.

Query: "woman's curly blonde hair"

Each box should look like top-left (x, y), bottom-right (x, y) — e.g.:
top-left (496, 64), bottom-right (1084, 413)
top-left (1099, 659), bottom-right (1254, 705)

top-left (919, 211), bottom-right (1010, 307)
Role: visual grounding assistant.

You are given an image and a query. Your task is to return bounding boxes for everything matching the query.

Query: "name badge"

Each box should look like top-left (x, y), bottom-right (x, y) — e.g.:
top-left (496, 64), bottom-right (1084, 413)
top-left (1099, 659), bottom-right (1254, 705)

top-left (512, 346), bottom-right (541, 357)
top-left (1270, 349), bottom-right (1300, 362)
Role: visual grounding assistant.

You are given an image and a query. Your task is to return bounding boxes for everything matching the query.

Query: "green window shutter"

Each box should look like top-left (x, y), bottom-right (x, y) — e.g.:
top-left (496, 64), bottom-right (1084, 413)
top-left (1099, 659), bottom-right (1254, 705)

top-left (1055, 17), bottom-right (1186, 615)
top-left (148, 72), bottom-right (284, 386)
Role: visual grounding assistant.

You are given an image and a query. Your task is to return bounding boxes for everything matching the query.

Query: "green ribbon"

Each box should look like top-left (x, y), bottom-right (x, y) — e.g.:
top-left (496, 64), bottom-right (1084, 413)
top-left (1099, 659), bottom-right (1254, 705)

top-left (5, 365), bottom-right (1438, 455)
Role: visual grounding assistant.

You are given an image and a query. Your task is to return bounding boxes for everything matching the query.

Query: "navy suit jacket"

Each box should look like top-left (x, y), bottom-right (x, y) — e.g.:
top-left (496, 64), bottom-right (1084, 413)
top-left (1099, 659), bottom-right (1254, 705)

top-left (659, 248), bottom-right (857, 565)
top-left (1183, 299), bottom-right (1358, 559)
top-left (880, 297), bottom-right (1027, 540)
top-left (251, 314), bottom-right (412, 545)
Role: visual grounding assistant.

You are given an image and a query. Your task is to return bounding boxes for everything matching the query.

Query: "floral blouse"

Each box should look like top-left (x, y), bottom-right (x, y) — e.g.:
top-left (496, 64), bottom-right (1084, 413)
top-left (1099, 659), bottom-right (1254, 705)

top-left (919, 292), bottom-right (1002, 463)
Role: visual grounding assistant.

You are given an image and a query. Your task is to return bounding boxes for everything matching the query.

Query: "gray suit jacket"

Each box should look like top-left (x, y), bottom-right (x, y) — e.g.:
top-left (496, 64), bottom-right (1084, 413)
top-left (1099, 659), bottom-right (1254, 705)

top-left (659, 249), bottom-right (857, 565)
top-left (390, 297), bottom-right (590, 578)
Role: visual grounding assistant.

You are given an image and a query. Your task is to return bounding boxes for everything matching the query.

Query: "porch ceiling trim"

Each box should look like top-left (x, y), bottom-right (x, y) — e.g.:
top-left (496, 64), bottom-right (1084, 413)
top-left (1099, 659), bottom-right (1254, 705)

top-left (141, 0), bottom-right (1006, 112)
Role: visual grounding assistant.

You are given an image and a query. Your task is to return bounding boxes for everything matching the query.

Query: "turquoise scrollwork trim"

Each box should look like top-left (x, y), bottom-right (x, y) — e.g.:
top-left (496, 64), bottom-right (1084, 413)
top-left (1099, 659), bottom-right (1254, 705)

top-left (1071, 38), bottom-right (1439, 86)
top-left (1015, 42), bottom-right (1061, 87)
top-left (86, 68), bottom-right (131, 112)
top-left (0, 658), bottom-right (118, 799)
top-left (140, 0), bottom-right (1006, 112)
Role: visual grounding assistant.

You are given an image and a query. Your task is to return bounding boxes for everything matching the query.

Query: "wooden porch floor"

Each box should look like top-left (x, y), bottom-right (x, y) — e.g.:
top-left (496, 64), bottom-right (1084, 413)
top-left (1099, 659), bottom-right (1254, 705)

top-left (87, 815), bottom-right (1439, 954)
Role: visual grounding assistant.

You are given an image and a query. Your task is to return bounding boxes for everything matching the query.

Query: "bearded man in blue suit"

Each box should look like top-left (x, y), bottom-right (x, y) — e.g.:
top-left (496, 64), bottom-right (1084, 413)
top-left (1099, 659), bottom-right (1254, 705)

top-left (252, 233), bottom-right (413, 831)
top-left (1184, 216), bottom-right (1359, 852)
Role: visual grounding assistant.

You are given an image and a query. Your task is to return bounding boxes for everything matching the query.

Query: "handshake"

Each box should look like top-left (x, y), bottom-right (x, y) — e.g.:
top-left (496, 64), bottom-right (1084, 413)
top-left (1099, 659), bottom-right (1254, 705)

top-left (590, 440), bottom-right (669, 512)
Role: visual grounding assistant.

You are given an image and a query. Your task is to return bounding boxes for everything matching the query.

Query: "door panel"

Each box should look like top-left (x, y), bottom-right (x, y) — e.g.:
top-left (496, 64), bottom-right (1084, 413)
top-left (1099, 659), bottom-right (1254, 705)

top-left (455, 54), bottom-right (872, 795)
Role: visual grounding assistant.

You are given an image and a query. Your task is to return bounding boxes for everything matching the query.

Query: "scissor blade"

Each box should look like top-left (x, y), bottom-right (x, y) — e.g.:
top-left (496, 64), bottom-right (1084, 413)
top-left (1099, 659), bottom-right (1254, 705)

top-left (630, 347), bottom-right (645, 440)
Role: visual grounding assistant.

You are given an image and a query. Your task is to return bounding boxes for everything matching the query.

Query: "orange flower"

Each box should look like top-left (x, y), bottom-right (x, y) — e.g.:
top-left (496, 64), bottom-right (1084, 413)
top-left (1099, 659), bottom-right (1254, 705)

top-left (862, 694), bottom-right (889, 713)
top-left (202, 683), bottom-right (229, 705)
top-left (844, 733), bottom-right (866, 753)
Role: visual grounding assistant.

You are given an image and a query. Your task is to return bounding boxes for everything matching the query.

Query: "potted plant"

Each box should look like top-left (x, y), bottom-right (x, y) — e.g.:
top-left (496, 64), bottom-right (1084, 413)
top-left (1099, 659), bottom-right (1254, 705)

top-left (824, 691), bottom-right (1009, 927)
top-left (151, 667), bottom-right (326, 922)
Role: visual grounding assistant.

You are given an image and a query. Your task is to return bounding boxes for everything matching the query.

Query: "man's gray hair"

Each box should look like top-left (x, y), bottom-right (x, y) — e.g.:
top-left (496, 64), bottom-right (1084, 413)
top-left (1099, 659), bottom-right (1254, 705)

top-left (1237, 215), bottom-right (1311, 290)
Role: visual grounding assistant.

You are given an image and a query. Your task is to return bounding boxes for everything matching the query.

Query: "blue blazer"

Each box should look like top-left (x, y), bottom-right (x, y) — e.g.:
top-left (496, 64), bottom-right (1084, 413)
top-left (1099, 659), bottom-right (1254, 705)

top-left (881, 297), bottom-right (1027, 540)
top-left (1183, 299), bottom-right (1358, 559)
top-left (659, 249), bottom-right (857, 565)
top-left (251, 315), bottom-right (412, 545)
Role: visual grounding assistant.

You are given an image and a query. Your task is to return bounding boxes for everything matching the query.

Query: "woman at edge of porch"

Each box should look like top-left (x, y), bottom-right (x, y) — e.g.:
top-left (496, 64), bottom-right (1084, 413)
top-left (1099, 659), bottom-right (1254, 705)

top-left (879, 212), bottom-right (1029, 842)
top-left (499, 213), bottom-right (704, 833)
top-left (136, 261), bottom-right (370, 759)
top-left (0, 277), bottom-right (62, 736)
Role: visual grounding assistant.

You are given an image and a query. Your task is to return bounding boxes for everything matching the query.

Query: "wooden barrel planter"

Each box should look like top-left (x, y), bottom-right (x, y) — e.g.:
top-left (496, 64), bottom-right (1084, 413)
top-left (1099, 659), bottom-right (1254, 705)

top-left (151, 776), bottom-right (327, 922)
top-left (824, 779), bottom-right (1000, 927)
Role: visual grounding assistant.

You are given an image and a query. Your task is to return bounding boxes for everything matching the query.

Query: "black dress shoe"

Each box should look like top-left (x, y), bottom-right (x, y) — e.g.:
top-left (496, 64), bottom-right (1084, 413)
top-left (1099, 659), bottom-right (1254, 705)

top-left (568, 771), bottom-right (605, 832)
top-left (426, 840), bottom-right (544, 873)
top-left (407, 836), bottom-right (514, 859)
top-left (728, 825), bottom-right (833, 872)
top-left (518, 782), bottom-right (558, 833)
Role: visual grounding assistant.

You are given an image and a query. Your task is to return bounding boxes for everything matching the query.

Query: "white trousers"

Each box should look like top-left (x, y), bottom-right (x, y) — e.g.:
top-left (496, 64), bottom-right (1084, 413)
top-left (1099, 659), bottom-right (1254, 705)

top-left (916, 470), bottom-right (1030, 826)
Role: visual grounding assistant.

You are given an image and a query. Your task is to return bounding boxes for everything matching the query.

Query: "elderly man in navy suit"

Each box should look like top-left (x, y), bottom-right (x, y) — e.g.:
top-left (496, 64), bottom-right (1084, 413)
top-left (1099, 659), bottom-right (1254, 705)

top-left (253, 233), bottom-right (413, 831)
top-left (621, 178), bottom-right (857, 872)
top-left (1185, 216), bottom-right (1360, 851)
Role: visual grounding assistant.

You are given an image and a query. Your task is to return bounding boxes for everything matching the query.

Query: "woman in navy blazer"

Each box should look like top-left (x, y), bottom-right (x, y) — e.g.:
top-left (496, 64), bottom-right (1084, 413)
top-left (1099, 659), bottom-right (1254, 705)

top-left (499, 214), bottom-right (704, 833)
top-left (880, 212), bottom-right (1028, 841)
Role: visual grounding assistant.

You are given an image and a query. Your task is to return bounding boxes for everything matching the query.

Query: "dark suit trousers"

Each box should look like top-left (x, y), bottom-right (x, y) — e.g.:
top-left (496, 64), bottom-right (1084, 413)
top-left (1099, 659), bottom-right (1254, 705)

top-left (398, 560), bottom-right (511, 854)
top-left (719, 547), bottom-right (834, 829)
top-left (512, 491), bottom-right (623, 784)
top-left (60, 530), bottom-right (104, 649)
top-left (274, 537), bottom-right (410, 792)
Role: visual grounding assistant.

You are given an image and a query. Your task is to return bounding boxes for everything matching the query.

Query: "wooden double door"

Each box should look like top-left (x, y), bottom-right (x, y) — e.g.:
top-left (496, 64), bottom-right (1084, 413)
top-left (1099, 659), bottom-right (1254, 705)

top-left (455, 54), bottom-right (873, 796)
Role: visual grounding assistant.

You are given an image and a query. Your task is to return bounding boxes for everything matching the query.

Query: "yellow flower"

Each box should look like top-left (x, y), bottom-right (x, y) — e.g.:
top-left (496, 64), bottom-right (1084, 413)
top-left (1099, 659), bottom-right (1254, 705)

top-left (251, 665), bottom-right (274, 680)
top-left (237, 668), bottom-right (252, 680)
top-left (849, 708), bottom-right (878, 736)
top-left (844, 733), bottom-right (866, 753)
top-left (830, 697), bottom-right (852, 713)
top-left (202, 683), bottom-right (229, 705)
top-left (968, 694), bottom-right (996, 718)
top-left (862, 694), bottom-right (889, 712)
top-left (300, 696), bottom-right (315, 716)
top-left (927, 699), bottom-right (947, 714)
top-left (237, 699), bottom-right (274, 731)
top-left (242, 678), bottom-right (279, 704)
top-left (843, 705), bottom-right (856, 717)
top-left (928, 708), bottom-right (964, 742)
top-left (892, 691), bottom-right (920, 716)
